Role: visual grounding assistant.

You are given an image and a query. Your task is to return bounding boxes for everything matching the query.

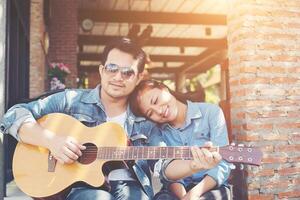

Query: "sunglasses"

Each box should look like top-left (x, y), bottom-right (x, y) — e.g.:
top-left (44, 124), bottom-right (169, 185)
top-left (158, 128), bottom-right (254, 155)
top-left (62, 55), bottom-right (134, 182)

top-left (102, 63), bottom-right (136, 80)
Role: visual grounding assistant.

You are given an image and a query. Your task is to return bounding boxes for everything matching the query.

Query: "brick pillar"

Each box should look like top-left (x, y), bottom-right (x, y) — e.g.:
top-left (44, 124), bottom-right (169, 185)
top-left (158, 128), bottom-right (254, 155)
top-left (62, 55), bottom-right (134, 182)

top-left (48, 0), bottom-right (78, 88)
top-left (30, 0), bottom-right (46, 97)
top-left (228, 1), bottom-right (300, 199)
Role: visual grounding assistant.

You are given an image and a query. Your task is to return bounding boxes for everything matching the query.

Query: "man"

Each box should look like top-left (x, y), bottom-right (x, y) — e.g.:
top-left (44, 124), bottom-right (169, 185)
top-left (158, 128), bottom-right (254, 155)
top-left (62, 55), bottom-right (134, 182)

top-left (0, 38), bottom-right (161, 200)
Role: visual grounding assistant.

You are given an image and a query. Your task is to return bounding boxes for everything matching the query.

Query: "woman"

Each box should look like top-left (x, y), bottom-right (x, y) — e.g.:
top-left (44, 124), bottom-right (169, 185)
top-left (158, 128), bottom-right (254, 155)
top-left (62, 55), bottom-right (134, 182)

top-left (130, 80), bottom-right (232, 200)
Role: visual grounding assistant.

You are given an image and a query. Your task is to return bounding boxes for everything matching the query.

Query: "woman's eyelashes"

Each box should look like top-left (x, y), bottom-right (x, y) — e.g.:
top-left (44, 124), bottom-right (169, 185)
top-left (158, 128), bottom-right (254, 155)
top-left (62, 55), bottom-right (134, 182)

top-left (147, 110), bottom-right (153, 118)
top-left (150, 96), bottom-right (158, 105)
top-left (147, 96), bottom-right (159, 118)
top-left (153, 96), bottom-right (158, 105)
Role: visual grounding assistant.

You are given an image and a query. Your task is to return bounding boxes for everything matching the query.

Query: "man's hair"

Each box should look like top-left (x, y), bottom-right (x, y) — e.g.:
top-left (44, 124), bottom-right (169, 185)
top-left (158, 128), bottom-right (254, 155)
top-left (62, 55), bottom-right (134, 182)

top-left (101, 37), bottom-right (146, 73)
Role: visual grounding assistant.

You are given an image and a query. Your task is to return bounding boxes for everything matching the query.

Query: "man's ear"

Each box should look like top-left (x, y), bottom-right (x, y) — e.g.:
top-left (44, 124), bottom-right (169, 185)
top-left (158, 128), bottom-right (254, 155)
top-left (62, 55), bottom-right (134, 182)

top-left (99, 64), bottom-right (103, 76)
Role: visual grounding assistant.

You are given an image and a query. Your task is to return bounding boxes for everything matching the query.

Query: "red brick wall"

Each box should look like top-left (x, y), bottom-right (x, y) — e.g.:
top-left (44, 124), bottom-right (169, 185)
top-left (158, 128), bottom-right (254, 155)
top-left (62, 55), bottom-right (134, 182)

top-left (30, 0), bottom-right (46, 98)
top-left (48, 0), bottom-right (78, 88)
top-left (228, 0), bottom-right (300, 199)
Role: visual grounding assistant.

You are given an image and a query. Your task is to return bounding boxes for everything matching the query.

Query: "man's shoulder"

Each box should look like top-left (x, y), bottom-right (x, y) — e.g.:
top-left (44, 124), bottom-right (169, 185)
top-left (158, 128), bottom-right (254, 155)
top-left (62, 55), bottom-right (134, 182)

top-left (65, 88), bottom-right (92, 94)
top-left (64, 88), bottom-right (93, 100)
top-left (131, 118), bottom-right (158, 133)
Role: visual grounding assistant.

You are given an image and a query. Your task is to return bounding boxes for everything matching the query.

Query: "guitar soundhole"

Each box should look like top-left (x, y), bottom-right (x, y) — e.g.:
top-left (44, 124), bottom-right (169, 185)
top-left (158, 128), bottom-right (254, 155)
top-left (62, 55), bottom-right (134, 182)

top-left (78, 143), bottom-right (98, 164)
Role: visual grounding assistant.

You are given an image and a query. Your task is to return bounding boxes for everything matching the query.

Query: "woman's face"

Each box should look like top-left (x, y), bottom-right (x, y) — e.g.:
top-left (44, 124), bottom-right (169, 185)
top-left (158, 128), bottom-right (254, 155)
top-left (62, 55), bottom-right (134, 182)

top-left (138, 87), bottom-right (178, 123)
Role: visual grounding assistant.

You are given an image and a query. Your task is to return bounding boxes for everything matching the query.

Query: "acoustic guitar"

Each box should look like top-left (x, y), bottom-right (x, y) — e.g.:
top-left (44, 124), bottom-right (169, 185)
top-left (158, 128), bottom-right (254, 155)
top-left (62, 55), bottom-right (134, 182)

top-left (13, 113), bottom-right (262, 198)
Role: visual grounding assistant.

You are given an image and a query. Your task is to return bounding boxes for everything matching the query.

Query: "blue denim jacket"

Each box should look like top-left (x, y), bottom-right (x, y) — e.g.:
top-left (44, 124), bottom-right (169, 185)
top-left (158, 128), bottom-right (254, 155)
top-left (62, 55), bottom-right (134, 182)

top-left (160, 101), bottom-right (232, 188)
top-left (0, 85), bottom-right (163, 198)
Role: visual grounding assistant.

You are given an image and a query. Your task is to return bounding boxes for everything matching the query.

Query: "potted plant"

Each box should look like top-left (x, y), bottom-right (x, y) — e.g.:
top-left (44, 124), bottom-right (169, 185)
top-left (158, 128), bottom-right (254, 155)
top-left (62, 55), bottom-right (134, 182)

top-left (48, 62), bottom-right (71, 90)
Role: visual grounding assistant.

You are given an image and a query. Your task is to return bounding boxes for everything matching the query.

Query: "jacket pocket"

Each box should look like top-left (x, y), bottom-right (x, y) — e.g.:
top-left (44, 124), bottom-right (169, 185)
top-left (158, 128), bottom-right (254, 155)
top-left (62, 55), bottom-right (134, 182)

top-left (195, 128), bottom-right (210, 140)
top-left (130, 133), bottom-right (148, 145)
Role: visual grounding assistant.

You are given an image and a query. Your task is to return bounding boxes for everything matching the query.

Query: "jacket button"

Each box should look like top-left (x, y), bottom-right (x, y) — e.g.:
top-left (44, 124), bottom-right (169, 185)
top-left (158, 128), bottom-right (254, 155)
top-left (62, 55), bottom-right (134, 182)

top-left (0, 125), bottom-right (5, 132)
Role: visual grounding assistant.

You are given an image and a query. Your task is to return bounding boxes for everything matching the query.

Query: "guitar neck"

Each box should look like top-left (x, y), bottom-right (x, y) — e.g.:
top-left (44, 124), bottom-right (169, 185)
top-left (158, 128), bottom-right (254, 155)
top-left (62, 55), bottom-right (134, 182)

top-left (97, 146), bottom-right (200, 160)
top-left (88, 145), bottom-right (262, 166)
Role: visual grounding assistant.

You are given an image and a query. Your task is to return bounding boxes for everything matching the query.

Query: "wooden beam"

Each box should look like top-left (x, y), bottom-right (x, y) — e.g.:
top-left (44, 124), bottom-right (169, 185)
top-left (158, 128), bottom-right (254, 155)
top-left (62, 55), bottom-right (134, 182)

top-left (79, 10), bottom-right (227, 25)
top-left (78, 52), bottom-right (199, 63)
top-left (78, 53), bottom-right (101, 62)
top-left (147, 67), bottom-right (181, 74)
top-left (78, 35), bottom-right (227, 48)
top-left (79, 50), bottom-right (228, 75)
top-left (177, 49), bottom-right (217, 71)
top-left (150, 55), bottom-right (196, 63)
top-left (181, 49), bottom-right (227, 74)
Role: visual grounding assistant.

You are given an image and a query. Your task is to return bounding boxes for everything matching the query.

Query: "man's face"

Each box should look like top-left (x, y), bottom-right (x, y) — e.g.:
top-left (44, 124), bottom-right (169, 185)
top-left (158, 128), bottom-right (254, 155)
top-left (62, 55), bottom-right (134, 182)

top-left (99, 48), bottom-right (143, 99)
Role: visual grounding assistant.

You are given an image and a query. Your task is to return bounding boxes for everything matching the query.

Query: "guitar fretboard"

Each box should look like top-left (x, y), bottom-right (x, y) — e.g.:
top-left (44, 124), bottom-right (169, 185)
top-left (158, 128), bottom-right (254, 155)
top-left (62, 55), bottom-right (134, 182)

top-left (95, 146), bottom-right (217, 160)
top-left (79, 145), bottom-right (261, 166)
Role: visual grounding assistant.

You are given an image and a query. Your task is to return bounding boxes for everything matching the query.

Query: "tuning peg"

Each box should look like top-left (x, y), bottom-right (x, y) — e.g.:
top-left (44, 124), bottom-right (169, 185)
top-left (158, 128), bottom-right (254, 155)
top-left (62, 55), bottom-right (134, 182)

top-left (240, 164), bottom-right (244, 170)
top-left (230, 164), bottom-right (236, 170)
top-left (237, 143), bottom-right (245, 147)
top-left (230, 142), bottom-right (236, 146)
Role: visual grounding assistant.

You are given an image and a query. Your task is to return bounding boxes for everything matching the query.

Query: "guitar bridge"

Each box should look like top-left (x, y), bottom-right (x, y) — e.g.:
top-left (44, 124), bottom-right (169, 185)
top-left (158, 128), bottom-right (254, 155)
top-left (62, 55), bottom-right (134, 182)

top-left (48, 153), bottom-right (57, 172)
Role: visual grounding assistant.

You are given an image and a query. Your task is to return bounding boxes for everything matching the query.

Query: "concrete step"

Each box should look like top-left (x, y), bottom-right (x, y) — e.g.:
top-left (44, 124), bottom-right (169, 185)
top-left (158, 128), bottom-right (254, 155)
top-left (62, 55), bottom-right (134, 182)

top-left (4, 181), bottom-right (32, 200)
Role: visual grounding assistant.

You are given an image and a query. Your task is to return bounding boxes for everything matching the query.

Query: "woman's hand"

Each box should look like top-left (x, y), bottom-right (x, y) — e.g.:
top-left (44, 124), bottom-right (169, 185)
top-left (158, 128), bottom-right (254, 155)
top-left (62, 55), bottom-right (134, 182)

top-left (189, 142), bottom-right (222, 173)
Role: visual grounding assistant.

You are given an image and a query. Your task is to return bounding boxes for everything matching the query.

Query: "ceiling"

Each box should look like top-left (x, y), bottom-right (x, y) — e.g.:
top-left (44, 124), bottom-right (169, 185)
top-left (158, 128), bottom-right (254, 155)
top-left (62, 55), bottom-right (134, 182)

top-left (77, 0), bottom-right (228, 79)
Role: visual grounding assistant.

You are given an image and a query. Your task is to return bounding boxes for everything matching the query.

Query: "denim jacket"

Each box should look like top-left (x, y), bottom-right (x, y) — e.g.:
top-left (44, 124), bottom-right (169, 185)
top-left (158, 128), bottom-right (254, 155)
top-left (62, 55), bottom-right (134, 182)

top-left (0, 85), bottom-right (163, 198)
top-left (160, 101), bottom-right (232, 188)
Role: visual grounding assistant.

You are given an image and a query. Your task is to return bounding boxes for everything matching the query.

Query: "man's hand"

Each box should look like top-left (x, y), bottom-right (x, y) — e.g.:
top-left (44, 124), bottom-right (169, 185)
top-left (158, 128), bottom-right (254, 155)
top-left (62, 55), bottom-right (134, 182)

top-left (46, 131), bottom-right (86, 164)
top-left (189, 142), bottom-right (222, 173)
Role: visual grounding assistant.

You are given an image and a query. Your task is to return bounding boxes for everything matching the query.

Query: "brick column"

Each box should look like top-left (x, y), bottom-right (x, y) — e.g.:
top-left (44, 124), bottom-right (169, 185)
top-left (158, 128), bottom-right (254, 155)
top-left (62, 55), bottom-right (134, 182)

top-left (227, 1), bottom-right (300, 199)
top-left (48, 0), bottom-right (78, 88)
top-left (30, 0), bottom-right (46, 97)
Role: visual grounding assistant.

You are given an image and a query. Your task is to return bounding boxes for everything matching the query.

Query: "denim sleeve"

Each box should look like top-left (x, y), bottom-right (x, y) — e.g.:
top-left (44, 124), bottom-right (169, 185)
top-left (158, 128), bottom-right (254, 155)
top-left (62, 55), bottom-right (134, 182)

top-left (146, 126), bottom-right (166, 172)
top-left (206, 105), bottom-right (232, 186)
top-left (206, 160), bottom-right (231, 187)
top-left (146, 127), bottom-right (186, 186)
top-left (0, 91), bottom-right (67, 141)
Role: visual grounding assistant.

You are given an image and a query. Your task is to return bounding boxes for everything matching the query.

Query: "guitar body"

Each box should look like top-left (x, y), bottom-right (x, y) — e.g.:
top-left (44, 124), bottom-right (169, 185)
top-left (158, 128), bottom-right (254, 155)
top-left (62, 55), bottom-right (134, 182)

top-left (13, 113), bottom-right (127, 198)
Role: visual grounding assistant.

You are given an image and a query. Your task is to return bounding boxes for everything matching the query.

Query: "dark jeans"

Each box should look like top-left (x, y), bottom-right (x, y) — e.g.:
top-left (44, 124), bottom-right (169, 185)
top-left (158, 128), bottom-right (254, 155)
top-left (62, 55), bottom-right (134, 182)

top-left (66, 180), bottom-right (149, 200)
top-left (153, 185), bottom-right (231, 200)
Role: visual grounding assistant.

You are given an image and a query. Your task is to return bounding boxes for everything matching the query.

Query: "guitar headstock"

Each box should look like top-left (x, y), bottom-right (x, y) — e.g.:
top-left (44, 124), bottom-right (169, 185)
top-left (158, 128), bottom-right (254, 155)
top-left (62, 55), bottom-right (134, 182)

top-left (219, 145), bottom-right (262, 166)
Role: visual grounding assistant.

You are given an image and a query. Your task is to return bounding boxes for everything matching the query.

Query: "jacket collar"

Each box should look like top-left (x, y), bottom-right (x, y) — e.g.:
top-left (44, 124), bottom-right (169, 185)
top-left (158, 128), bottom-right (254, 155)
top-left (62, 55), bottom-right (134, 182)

top-left (81, 85), bottom-right (146, 122)
top-left (161, 101), bottom-right (202, 130)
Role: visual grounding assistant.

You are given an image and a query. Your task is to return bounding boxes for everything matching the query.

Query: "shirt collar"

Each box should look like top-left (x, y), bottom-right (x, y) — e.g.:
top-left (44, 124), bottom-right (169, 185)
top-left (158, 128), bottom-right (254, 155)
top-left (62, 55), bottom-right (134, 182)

top-left (185, 100), bottom-right (202, 123)
top-left (161, 101), bottom-right (202, 130)
top-left (127, 104), bottom-right (147, 122)
top-left (81, 84), bottom-right (101, 104)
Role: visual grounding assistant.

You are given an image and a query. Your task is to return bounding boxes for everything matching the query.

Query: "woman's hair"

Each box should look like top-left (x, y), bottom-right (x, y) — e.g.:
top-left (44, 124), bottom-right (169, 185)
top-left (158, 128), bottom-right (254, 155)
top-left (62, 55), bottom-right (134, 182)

top-left (129, 79), bottom-right (203, 117)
